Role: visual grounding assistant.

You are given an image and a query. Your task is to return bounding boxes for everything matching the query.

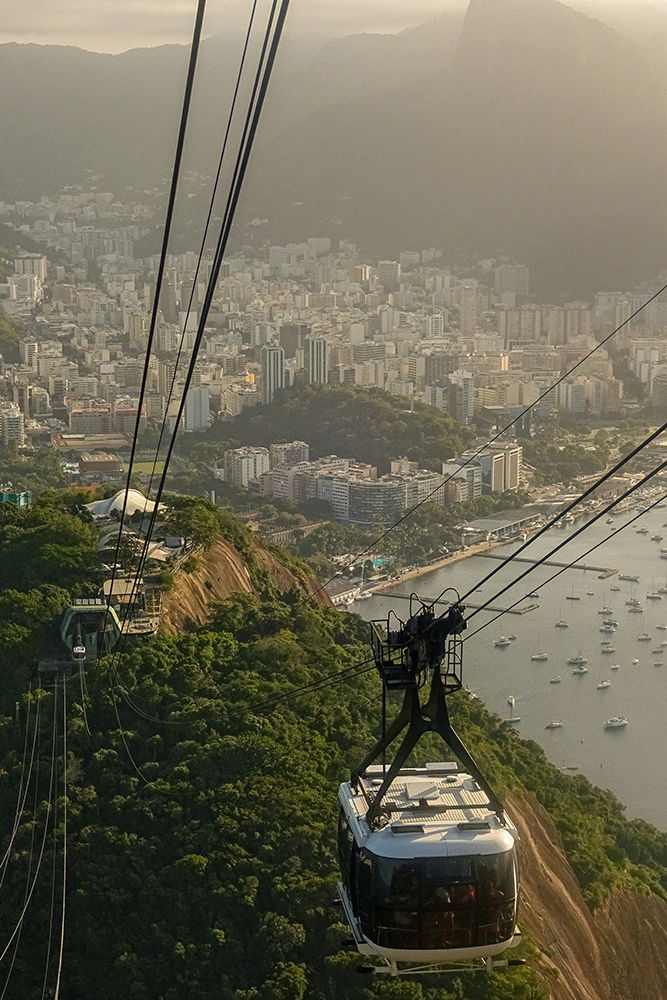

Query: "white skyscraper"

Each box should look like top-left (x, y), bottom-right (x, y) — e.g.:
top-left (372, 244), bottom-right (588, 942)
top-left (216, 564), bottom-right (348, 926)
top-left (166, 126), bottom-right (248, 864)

top-left (184, 386), bottom-right (210, 431)
top-left (261, 345), bottom-right (285, 405)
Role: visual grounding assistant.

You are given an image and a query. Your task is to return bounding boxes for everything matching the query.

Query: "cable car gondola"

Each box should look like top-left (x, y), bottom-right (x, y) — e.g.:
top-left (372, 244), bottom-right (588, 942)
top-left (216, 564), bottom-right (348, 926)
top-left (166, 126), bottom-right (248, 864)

top-left (337, 598), bottom-right (522, 976)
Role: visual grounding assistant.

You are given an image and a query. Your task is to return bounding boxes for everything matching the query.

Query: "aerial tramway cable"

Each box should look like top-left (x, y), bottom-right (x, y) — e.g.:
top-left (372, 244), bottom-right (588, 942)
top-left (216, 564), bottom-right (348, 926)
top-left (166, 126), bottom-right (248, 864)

top-left (0, 680), bottom-right (58, 967)
top-left (465, 483), bottom-right (667, 641)
top-left (461, 420), bottom-right (667, 613)
top-left (107, 0), bottom-right (292, 705)
top-left (134, 0), bottom-right (261, 534)
top-left (103, 0), bottom-right (208, 636)
top-left (52, 680), bottom-right (67, 1000)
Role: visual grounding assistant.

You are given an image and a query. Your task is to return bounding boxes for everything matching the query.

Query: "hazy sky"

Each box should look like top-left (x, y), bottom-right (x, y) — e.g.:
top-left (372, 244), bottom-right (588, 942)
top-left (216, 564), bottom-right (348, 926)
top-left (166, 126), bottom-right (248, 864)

top-left (0, 0), bottom-right (465, 53)
top-left (1, 0), bottom-right (665, 54)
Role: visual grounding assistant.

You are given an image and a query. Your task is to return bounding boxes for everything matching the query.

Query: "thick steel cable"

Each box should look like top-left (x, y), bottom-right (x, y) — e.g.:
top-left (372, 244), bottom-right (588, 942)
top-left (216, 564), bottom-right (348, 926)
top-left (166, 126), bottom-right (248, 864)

top-left (462, 421), bottom-right (667, 613)
top-left (247, 656), bottom-right (376, 714)
top-left (465, 483), bottom-right (667, 641)
top-left (78, 666), bottom-right (92, 738)
top-left (0, 692), bottom-right (36, 876)
top-left (0, 680), bottom-right (58, 966)
top-left (40, 781), bottom-right (58, 1000)
top-left (309, 282), bottom-right (667, 600)
top-left (118, 0), bottom-right (284, 619)
top-left (133, 0), bottom-right (261, 545)
top-left (103, 0), bottom-right (207, 637)
top-left (110, 0), bottom-right (291, 688)
top-left (53, 681), bottom-right (67, 1000)
top-left (0, 696), bottom-right (40, 1000)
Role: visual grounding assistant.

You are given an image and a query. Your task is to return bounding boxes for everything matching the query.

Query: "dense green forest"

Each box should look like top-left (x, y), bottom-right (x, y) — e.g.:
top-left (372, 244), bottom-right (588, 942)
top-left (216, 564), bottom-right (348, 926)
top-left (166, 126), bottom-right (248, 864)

top-left (0, 494), bottom-right (667, 997)
top-left (216, 384), bottom-right (473, 475)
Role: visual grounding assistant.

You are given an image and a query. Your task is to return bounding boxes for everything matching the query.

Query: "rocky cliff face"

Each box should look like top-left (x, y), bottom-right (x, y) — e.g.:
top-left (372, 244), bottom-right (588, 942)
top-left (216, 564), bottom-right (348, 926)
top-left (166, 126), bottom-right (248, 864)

top-left (513, 790), bottom-right (667, 999)
top-left (161, 536), bottom-right (330, 632)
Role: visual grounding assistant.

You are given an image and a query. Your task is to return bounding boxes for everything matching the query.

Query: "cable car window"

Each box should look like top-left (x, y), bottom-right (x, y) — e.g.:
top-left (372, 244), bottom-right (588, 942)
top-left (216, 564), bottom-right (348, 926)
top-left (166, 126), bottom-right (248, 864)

top-left (355, 849), bottom-right (517, 951)
top-left (476, 852), bottom-right (516, 902)
top-left (373, 856), bottom-right (420, 909)
top-left (337, 810), bottom-right (354, 883)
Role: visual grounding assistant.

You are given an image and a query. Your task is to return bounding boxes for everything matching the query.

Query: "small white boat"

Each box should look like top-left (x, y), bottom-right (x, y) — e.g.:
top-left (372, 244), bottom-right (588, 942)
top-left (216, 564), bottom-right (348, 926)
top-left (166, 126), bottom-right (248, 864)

top-left (597, 679), bottom-right (611, 689)
top-left (611, 664), bottom-right (620, 670)
top-left (606, 518), bottom-right (614, 524)
top-left (572, 665), bottom-right (588, 675)
top-left (550, 676), bottom-right (561, 684)
top-left (495, 636), bottom-right (511, 647)
top-left (598, 606), bottom-right (613, 615)
top-left (619, 575), bottom-right (640, 582)
top-left (600, 647), bottom-right (615, 653)
top-left (647, 593), bottom-right (663, 601)
top-left (545, 720), bottom-right (564, 729)
top-left (604, 716), bottom-right (628, 729)
top-left (567, 653), bottom-right (588, 665)
top-left (655, 661), bottom-right (664, 668)
top-left (555, 620), bottom-right (569, 628)
top-left (507, 634), bottom-right (517, 641)
top-left (600, 625), bottom-right (615, 633)
top-left (628, 606), bottom-right (644, 613)
top-left (610, 585), bottom-right (621, 592)
top-left (652, 535), bottom-right (664, 542)
top-left (637, 527), bottom-right (650, 534)
top-left (531, 652), bottom-right (548, 661)
top-left (632, 658), bottom-right (639, 664)
top-left (638, 633), bottom-right (652, 641)
top-left (652, 647), bottom-right (663, 655)
top-left (658, 625), bottom-right (667, 630)
top-left (603, 618), bottom-right (619, 626)
top-left (507, 695), bottom-right (515, 706)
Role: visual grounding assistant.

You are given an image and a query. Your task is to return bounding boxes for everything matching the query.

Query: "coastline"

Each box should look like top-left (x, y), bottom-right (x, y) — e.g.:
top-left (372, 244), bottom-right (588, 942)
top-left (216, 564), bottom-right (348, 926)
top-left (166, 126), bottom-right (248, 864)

top-left (369, 536), bottom-right (514, 595)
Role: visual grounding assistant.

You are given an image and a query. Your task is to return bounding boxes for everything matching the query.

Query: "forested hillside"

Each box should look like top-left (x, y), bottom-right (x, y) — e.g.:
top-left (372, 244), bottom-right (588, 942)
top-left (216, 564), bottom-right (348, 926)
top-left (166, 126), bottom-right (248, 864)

top-left (1, 494), bottom-right (667, 997)
top-left (225, 384), bottom-right (472, 475)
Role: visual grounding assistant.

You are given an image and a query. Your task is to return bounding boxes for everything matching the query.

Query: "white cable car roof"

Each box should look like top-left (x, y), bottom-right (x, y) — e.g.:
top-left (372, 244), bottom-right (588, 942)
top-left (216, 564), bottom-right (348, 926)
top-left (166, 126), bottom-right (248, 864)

top-left (340, 764), bottom-right (518, 859)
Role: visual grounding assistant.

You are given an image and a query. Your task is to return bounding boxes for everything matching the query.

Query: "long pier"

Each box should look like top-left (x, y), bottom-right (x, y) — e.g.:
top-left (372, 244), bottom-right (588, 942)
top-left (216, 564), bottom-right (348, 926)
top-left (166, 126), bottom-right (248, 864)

top-left (476, 552), bottom-right (617, 579)
top-left (384, 593), bottom-right (540, 615)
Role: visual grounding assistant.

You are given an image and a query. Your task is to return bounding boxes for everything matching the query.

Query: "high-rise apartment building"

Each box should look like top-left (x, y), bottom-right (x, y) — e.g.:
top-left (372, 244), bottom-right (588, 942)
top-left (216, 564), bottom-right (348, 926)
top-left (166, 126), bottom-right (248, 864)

top-left (305, 337), bottom-right (329, 385)
top-left (223, 447), bottom-right (270, 487)
top-left (269, 441), bottom-right (310, 469)
top-left (1, 404), bottom-right (25, 447)
top-left (261, 346), bottom-right (285, 405)
top-left (184, 386), bottom-right (210, 431)
top-left (14, 254), bottom-right (48, 281)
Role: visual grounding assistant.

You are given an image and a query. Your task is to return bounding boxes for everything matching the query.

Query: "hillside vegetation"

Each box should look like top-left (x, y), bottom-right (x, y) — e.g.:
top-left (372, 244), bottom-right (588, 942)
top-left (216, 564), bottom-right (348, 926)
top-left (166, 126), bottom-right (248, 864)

top-left (225, 384), bottom-right (472, 475)
top-left (0, 495), bottom-right (667, 997)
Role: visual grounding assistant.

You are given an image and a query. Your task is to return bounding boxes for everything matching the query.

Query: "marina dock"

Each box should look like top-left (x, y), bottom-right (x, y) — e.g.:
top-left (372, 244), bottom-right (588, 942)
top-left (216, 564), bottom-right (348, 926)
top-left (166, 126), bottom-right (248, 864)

top-left (384, 593), bottom-right (540, 615)
top-left (476, 552), bottom-right (617, 579)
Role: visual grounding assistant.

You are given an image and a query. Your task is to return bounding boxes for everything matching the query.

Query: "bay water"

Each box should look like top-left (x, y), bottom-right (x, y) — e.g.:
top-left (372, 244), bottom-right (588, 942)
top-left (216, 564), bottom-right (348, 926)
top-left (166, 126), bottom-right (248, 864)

top-left (354, 505), bottom-right (667, 831)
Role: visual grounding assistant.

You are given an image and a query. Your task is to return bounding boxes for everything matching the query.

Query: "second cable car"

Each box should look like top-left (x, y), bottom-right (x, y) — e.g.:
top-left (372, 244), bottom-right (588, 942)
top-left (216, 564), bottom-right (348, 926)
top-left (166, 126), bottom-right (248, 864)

top-left (337, 598), bottom-right (522, 975)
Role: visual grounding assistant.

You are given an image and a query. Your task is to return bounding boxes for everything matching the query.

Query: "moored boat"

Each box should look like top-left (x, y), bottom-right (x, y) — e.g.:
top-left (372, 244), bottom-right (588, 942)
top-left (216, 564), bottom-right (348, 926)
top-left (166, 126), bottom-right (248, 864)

top-left (604, 716), bottom-right (628, 729)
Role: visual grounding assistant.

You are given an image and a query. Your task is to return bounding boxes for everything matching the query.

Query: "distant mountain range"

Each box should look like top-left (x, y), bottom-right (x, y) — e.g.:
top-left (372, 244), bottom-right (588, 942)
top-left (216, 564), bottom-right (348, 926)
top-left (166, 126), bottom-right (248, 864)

top-left (3, 0), bottom-right (667, 296)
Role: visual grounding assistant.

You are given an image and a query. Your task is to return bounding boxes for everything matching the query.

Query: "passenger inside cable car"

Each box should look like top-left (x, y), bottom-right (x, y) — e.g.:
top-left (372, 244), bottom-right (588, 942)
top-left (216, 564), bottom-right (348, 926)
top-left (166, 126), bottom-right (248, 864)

top-left (339, 811), bottom-right (518, 953)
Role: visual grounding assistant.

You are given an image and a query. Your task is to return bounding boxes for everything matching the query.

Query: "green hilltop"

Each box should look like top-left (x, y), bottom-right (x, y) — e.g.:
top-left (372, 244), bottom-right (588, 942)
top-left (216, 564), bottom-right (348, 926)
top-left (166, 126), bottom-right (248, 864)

top-left (0, 492), bottom-right (665, 997)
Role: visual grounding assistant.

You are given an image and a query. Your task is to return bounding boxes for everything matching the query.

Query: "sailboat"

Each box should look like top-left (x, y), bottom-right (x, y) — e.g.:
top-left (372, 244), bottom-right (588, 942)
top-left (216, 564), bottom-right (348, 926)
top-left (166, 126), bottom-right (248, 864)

top-left (507, 695), bottom-right (520, 723)
top-left (566, 582), bottom-right (580, 601)
top-left (555, 607), bottom-right (569, 627)
top-left (530, 634), bottom-right (548, 661)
